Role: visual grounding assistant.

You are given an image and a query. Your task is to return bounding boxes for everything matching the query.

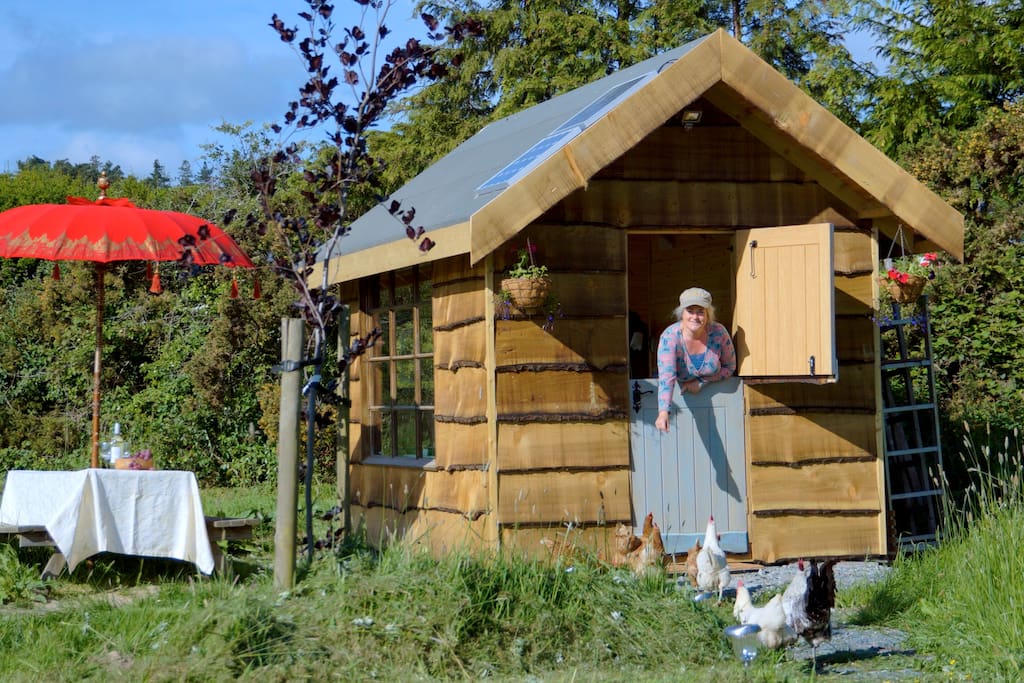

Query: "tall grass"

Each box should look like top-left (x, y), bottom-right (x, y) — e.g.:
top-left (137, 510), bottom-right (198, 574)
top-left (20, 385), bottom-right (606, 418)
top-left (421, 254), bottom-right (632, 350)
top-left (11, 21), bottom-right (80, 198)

top-left (862, 425), bottom-right (1024, 681)
top-left (1, 505), bottom-right (761, 682)
top-left (10, 437), bottom-right (1024, 682)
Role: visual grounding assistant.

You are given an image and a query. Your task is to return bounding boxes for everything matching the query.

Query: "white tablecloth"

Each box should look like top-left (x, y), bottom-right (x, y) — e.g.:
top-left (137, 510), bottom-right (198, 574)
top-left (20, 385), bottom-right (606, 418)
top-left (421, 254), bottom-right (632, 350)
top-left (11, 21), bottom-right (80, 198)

top-left (0, 469), bottom-right (215, 575)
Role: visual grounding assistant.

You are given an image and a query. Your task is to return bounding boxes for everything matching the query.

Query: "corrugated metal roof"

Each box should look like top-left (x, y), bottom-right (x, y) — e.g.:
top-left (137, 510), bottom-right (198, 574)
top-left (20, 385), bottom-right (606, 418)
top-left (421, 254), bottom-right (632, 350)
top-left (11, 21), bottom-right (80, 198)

top-left (317, 35), bottom-right (709, 262)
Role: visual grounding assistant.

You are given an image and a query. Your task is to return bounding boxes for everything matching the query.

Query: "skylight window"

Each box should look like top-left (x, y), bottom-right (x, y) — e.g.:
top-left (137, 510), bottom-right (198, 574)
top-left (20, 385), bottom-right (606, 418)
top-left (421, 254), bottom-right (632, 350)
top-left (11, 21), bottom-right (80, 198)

top-left (476, 71), bottom-right (656, 195)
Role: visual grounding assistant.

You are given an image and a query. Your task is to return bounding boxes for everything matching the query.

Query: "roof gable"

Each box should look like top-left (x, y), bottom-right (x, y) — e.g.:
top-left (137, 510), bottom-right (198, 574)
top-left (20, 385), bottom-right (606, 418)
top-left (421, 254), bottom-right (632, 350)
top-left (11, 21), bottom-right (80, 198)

top-left (317, 29), bottom-right (963, 285)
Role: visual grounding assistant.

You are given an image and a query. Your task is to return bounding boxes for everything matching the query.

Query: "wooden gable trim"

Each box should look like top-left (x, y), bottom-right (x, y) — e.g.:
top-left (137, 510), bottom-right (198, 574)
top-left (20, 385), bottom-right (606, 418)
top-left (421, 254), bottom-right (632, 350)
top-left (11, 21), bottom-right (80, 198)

top-left (715, 30), bottom-right (964, 261)
top-left (312, 221), bottom-right (472, 286)
top-left (467, 35), bottom-right (726, 265)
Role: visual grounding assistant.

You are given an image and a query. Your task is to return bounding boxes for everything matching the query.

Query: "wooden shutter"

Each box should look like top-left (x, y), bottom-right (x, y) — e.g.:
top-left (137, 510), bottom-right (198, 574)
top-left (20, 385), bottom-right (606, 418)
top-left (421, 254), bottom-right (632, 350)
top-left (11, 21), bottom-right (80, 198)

top-left (732, 223), bottom-right (836, 379)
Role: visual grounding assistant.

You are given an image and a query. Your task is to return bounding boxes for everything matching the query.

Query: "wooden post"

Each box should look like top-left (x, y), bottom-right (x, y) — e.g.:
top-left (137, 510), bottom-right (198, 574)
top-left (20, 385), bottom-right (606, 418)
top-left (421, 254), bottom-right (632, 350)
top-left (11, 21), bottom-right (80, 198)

top-left (336, 305), bottom-right (352, 538)
top-left (274, 318), bottom-right (304, 589)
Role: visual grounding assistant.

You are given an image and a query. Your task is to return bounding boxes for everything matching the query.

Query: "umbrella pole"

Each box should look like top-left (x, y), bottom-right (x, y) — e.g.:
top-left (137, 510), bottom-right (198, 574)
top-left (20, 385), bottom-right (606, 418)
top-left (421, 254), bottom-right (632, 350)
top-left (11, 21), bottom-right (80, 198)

top-left (91, 263), bottom-right (106, 468)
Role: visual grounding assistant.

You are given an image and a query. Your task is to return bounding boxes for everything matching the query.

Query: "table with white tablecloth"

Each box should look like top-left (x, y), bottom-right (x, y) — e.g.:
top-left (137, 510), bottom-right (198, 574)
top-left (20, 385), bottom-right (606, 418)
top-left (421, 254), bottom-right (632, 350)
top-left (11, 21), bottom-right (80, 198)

top-left (0, 469), bottom-right (215, 575)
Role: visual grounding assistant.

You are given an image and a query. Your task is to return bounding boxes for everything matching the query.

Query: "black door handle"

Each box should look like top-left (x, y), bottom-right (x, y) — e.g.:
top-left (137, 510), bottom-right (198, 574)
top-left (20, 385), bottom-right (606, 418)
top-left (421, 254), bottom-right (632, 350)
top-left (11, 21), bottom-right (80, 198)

top-left (632, 381), bottom-right (654, 414)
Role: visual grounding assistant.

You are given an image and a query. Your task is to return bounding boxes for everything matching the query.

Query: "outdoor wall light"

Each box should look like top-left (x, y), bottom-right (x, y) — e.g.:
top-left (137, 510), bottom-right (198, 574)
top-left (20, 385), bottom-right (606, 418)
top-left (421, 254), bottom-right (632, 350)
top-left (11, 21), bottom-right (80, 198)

top-left (681, 109), bottom-right (703, 129)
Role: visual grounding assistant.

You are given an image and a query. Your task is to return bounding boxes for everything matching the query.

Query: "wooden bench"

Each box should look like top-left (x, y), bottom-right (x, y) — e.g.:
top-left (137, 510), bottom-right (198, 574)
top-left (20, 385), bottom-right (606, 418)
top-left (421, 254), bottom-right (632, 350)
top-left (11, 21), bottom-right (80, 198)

top-left (0, 524), bottom-right (66, 579)
top-left (205, 516), bottom-right (261, 575)
top-left (0, 516), bottom-right (259, 579)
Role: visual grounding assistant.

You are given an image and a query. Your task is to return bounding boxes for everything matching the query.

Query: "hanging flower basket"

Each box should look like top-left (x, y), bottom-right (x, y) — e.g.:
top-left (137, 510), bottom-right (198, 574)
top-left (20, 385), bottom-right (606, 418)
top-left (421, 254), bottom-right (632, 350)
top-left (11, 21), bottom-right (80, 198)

top-left (501, 276), bottom-right (551, 312)
top-left (883, 273), bottom-right (928, 304)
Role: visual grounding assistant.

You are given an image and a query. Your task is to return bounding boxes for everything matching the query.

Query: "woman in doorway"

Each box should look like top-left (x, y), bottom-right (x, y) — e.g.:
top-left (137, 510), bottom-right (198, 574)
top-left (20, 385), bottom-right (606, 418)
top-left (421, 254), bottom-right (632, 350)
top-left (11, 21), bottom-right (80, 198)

top-left (654, 287), bottom-right (736, 432)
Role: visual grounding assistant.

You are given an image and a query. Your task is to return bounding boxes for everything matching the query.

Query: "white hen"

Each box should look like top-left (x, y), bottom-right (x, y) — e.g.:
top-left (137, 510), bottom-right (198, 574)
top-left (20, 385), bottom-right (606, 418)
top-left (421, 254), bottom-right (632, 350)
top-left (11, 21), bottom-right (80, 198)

top-left (733, 580), bottom-right (797, 649)
top-left (695, 515), bottom-right (730, 600)
top-left (781, 558), bottom-right (809, 629)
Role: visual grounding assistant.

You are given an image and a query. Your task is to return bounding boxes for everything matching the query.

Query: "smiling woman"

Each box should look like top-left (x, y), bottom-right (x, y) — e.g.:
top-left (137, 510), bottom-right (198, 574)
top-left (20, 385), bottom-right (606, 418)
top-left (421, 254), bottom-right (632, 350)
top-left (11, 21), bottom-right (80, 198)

top-left (653, 286), bottom-right (737, 433)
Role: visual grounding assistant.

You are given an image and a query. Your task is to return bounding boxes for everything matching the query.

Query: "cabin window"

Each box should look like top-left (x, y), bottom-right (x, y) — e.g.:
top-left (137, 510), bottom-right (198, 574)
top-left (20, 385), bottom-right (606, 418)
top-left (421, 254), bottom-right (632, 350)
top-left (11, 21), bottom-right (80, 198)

top-left (365, 266), bottom-right (434, 459)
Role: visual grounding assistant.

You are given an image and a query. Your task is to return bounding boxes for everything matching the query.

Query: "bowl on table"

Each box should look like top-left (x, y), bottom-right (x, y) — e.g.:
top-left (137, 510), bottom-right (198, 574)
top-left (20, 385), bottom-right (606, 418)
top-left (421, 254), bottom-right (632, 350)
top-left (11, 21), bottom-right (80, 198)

top-left (114, 449), bottom-right (155, 470)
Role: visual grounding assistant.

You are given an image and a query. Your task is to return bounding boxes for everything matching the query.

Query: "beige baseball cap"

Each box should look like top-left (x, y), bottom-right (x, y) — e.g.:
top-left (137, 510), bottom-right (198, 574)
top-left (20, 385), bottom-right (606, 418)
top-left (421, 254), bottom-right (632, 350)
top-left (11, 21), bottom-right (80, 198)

top-left (679, 287), bottom-right (712, 309)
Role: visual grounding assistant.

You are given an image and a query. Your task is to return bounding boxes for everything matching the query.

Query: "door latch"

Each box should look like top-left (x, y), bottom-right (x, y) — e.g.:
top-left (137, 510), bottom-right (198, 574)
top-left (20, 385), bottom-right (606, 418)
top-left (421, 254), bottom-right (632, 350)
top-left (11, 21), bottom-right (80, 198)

top-left (632, 381), bottom-right (654, 414)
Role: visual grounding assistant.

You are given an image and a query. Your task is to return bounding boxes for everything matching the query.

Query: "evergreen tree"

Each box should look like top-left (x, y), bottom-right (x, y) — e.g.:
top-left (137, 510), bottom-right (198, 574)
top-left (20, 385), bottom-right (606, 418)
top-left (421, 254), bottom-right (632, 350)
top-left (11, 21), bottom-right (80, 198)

top-left (854, 0), bottom-right (1024, 155)
top-left (196, 162), bottom-right (215, 185)
top-left (178, 160), bottom-right (194, 186)
top-left (146, 160), bottom-right (171, 188)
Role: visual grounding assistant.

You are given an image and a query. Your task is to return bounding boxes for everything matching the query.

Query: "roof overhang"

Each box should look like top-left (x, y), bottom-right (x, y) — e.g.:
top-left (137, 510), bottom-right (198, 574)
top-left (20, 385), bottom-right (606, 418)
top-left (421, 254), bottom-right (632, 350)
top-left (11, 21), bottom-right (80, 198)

top-left (317, 28), bottom-right (963, 286)
top-left (307, 221), bottom-right (472, 286)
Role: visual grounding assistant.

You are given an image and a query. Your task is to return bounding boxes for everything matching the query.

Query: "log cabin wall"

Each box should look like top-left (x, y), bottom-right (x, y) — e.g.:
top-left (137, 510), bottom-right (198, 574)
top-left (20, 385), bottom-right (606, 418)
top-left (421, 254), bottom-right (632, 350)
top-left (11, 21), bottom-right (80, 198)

top-left (492, 224), bottom-right (633, 558)
top-left (534, 99), bottom-right (886, 562)
top-left (345, 256), bottom-right (493, 556)
top-left (342, 97), bottom-right (887, 562)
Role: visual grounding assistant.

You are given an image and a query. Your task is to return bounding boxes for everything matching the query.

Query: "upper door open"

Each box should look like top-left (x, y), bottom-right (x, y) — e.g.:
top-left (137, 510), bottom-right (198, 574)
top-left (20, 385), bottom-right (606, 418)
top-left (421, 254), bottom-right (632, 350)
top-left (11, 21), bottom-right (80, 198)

top-left (732, 223), bottom-right (837, 380)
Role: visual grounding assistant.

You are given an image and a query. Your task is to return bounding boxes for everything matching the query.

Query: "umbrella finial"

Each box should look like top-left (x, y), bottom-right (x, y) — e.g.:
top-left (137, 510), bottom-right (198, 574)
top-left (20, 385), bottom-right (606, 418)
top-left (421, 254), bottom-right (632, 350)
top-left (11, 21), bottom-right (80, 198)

top-left (97, 171), bottom-right (110, 199)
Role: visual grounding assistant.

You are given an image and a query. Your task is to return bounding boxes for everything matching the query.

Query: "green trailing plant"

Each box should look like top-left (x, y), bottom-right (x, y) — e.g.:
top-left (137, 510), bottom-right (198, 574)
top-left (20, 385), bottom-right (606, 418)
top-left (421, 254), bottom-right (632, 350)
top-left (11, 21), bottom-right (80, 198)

top-left (497, 239), bottom-right (563, 330)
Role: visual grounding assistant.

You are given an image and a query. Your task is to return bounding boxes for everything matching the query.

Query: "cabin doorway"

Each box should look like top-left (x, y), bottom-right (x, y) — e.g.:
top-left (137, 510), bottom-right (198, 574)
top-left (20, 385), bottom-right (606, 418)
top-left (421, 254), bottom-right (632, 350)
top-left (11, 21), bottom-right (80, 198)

top-left (626, 234), bottom-right (749, 554)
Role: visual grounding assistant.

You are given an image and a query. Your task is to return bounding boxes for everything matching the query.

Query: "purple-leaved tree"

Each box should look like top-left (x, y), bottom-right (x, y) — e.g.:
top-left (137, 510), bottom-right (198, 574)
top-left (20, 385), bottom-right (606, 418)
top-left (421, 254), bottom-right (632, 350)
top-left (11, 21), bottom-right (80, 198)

top-left (250, 0), bottom-right (481, 570)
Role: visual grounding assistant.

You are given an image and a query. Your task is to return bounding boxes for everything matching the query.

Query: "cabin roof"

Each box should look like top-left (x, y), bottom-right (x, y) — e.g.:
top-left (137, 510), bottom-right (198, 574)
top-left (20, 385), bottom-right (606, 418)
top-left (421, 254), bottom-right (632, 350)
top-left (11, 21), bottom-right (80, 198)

top-left (314, 29), bottom-right (964, 285)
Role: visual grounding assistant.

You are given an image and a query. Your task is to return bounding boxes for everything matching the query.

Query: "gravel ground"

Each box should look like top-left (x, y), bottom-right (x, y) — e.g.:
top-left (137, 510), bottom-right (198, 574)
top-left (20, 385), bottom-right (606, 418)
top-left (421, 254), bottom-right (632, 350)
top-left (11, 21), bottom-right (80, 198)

top-left (679, 560), bottom-right (925, 680)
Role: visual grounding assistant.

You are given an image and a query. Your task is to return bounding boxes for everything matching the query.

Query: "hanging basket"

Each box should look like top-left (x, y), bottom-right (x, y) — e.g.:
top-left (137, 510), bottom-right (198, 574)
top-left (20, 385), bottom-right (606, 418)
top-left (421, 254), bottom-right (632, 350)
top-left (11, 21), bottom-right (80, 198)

top-left (501, 276), bottom-right (551, 312)
top-left (884, 274), bottom-right (927, 304)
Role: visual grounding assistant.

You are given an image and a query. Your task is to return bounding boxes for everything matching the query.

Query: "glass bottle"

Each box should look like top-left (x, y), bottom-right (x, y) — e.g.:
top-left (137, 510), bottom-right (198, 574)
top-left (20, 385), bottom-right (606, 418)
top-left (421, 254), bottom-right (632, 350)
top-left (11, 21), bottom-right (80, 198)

top-left (110, 422), bottom-right (125, 463)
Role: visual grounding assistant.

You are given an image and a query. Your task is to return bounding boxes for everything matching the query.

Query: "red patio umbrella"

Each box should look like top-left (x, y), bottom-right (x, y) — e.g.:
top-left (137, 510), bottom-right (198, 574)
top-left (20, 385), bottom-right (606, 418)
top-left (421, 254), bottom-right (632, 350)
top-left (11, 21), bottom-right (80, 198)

top-left (0, 184), bottom-right (255, 468)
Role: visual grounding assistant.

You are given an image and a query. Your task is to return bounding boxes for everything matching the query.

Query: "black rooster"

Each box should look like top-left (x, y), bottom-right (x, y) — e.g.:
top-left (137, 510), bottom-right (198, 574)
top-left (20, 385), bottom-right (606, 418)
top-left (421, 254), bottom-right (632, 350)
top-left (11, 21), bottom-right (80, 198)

top-left (782, 558), bottom-right (839, 670)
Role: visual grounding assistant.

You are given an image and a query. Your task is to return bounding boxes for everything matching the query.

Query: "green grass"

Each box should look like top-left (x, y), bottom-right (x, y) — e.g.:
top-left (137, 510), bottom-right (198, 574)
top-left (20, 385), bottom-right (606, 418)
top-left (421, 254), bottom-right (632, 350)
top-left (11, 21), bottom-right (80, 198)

top-left (3, 428), bottom-right (1024, 681)
top-left (873, 425), bottom-right (1024, 682)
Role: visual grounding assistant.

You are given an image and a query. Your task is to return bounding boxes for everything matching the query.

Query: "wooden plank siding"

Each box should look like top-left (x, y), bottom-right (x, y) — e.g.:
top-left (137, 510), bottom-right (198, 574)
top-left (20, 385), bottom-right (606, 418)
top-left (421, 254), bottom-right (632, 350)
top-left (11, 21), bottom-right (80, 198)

top-left (493, 226), bottom-right (634, 532)
top-left (744, 255), bottom-right (886, 561)
top-left (497, 422), bottom-right (630, 472)
top-left (498, 470), bottom-right (632, 526)
top-left (342, 255), bottom-right (498, 551)
top-left (339, 87), bottom-right (891, 562)
top-left (351, 504), bottom-right (492, 557)
top-left (500, 525), bottom-right (622, 563)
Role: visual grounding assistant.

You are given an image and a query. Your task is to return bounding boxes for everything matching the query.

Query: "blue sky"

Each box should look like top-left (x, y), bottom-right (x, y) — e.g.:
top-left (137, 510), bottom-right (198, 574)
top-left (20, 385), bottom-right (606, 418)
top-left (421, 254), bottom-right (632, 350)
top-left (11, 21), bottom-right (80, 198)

top-left (0, 0), bottom-right (427, 177)
top-left (0, 2), bottom-right (880, 180)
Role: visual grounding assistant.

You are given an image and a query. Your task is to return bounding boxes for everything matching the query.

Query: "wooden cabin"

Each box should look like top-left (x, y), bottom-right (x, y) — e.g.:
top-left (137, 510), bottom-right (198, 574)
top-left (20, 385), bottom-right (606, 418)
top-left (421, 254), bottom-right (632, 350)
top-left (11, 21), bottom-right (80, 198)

top-left (312, 29), bottom-right (964, 563)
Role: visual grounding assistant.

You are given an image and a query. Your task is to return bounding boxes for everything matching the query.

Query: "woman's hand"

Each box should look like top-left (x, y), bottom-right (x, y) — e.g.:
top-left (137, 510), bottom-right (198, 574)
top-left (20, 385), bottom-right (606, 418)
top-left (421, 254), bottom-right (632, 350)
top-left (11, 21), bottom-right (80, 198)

top-left (655, 410), bottom-right (670, 433)
top-left (684, 379), bottom-right (703, 394)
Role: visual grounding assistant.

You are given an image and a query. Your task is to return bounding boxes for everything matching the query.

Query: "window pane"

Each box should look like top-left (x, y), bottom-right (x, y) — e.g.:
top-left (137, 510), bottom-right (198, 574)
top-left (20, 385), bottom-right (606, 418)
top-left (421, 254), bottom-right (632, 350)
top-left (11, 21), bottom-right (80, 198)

top-left (377, 274), bottom-right (393, 306)
top-left (420, 411), bottom-right (435, 459)
top-left (420, 360), bottom-right (434, 404)
top-left (420, 305), bottom-right (433, 354)
top-left (396, 410), bottom-right (418, 458)
top-left (395, 359), bottom-right (416, 404)
top-left (379, 411), bottom-right (394, 456)
top-left (418, 280), bottom-right (431, 304)
top-left (394, 281), bottom-right (413, 306)
top-left (376, 312), bottom-right (391, 355)
top-left (376, 361), bottom-right (392, 405)
top-left (395, 308), bottom-right (414, 355)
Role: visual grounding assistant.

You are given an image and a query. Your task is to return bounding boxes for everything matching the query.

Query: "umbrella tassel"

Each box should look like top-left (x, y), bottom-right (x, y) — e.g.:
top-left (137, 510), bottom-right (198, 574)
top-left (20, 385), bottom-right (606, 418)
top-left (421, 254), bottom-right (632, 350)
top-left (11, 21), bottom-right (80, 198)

top-left (230, 277), bottom-right (239, 299)
top-left (149, 270), bottom-right (162, 294)
top-left (253, 276), bottom-right (261, 300)
top-left (52, 262), bottom-right (61, 280)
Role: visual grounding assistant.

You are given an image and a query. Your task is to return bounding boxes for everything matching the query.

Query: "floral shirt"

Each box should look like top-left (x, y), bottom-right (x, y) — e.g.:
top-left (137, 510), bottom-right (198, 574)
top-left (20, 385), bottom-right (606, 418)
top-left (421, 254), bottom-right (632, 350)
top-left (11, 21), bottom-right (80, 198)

top-left (656, 320), bottom-right (737, 411)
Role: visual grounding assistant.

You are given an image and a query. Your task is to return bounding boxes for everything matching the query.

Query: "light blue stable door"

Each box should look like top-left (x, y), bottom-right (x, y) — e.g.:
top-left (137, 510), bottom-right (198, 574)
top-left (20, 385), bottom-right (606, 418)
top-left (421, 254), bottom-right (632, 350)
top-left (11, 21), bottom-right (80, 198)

top-left (628, 376), bottom-right (748, 555)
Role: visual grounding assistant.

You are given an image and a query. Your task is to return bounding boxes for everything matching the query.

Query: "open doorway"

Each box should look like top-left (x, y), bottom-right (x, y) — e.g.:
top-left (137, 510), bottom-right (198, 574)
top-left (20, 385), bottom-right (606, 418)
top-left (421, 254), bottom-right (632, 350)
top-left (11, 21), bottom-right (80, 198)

top-left (626, 233), bottom-right (748, 554)
top-left (626, 233), bottom-right (734, 380)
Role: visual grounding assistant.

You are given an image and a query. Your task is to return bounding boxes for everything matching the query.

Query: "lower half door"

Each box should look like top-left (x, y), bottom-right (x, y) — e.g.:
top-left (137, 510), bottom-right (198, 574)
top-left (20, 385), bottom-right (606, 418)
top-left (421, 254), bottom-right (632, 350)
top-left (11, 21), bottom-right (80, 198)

top-left (628, 376), bottom-right (748, 554)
